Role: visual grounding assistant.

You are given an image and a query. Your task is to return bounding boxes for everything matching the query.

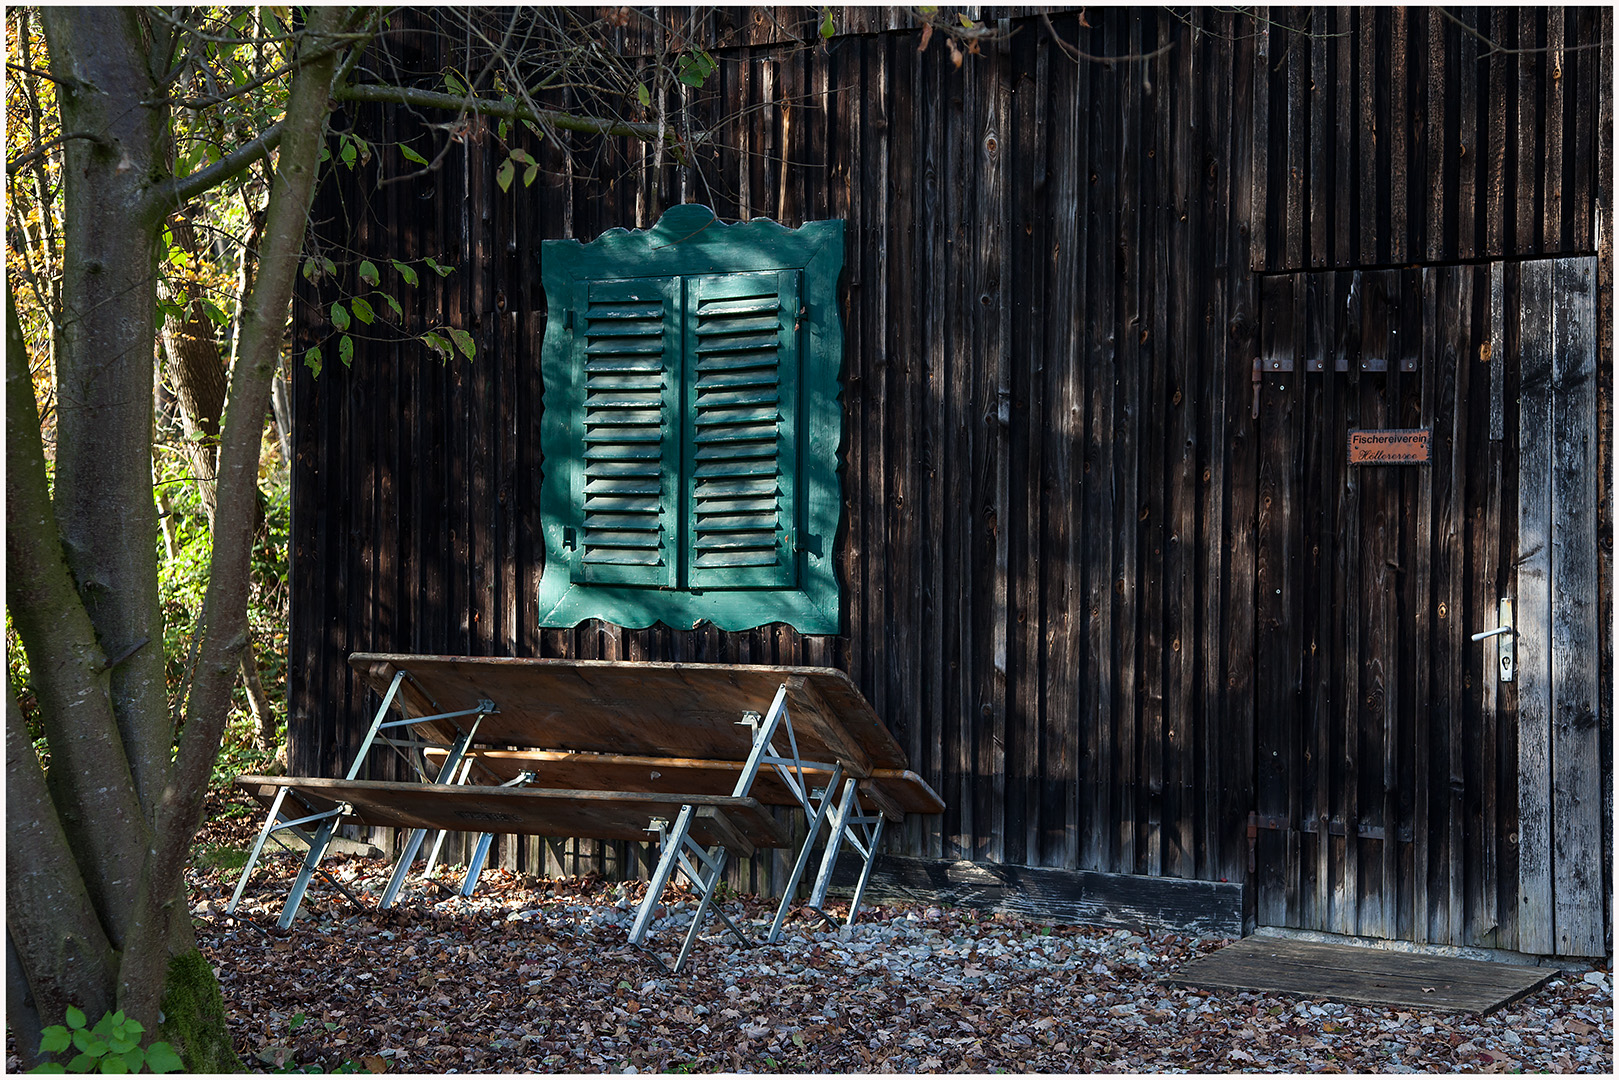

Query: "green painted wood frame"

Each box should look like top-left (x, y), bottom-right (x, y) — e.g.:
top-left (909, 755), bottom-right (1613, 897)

top-left (537, 204), bottom-right (845, 632)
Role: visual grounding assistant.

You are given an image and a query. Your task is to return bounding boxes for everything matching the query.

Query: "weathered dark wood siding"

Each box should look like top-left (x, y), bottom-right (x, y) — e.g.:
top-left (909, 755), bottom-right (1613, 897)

top-left (290, 7), bottom-right (1611, 952)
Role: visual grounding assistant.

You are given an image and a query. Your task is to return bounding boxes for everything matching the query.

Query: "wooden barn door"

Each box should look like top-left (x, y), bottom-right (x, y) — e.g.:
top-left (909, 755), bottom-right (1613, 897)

top-left (1251, 257), bottom-right (1603, 954)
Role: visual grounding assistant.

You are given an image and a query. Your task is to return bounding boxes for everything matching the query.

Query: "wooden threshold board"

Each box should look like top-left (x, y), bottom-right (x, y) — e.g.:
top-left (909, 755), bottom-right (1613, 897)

top-left (1164, 936), bottom-right (1556, 1015)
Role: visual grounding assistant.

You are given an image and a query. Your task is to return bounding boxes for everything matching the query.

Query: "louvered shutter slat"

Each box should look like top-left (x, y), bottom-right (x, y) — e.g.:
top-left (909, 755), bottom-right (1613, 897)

top-left (685, 271), bottom-right (799, 586)
top-left (576, 277), bottom-right (679, 585)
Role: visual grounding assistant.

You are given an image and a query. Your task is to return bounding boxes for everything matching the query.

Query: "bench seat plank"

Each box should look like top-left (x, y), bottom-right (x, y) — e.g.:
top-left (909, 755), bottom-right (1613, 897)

top-left (236, 775), bottom-right (793, 850)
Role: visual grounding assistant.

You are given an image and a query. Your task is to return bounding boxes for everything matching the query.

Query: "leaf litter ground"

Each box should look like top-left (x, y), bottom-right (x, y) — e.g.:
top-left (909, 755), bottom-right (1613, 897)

top-left (13, 787), bottom-right (1611, 1074)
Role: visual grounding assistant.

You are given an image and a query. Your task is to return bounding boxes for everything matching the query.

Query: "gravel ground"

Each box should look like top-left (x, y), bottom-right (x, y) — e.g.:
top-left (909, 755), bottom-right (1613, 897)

top-left (183, 844), bottom-right (1612, 1074)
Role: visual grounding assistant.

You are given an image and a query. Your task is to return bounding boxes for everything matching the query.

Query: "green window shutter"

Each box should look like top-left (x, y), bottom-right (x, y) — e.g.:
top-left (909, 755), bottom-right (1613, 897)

top-left (537, 205), bottom-right (843, 634)
top-left (685, 270), bottom-right (799, 589)
top-left (575, 277), bottom-right (680, 586)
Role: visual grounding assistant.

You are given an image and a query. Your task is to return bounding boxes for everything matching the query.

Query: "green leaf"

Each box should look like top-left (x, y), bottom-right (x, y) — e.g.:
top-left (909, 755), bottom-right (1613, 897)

top-left (67, 1052), bottom-right (95, 1072)
top-left (96, 1054), bottom-right (129, 1074)
top-left (508, 147), bottom-right (534, 166)
top-left (677, 50), bottom-right (716, 88)
top-left (380, 292), bottom-right (403, 318)
top-left (350, 296), bottom-right (375, 325)
top-left (330, 302), bottom-right (350, 332)
top-left (27, 1064), bottom-right (66, 1073)
top-left (143, 1044), bottom-right (183, 1075)
top-left (199, 299), bottom-right (228, 326)
top-left (443, 71), bottom-right (466, 95)
top-left (320, 256), bottom-right (337, 276)
top-left (339, 334), bottom-right (354, 368)
top-left (358, 260), bottom-right (380, 286)
top-left (636, 82), bottom-right (651, 107)
top-left (399, 143), bottom-right (429, 166)
top-left (391, 260), bottom-right (419, 288)
top-left (498, 119), bottom-right (509, 140)
top-left (524, 163), bottom-right (538, 188)
top-left (820, 8), bottom-right (835, 39)
top-left (959, 13), bottom-right (975, 27)
top-left (422, 331), bottom-right (451, 360)
top-left (71, 1030), bottom-right (91, 1053)
top-left (302, 257), bottom-right (318, 282)
top-left (318, 145), bottom-right (331, 163)
top-left (40, 1026), bottom-right (72, 1054)
top-left (304, 346), bottom-right (323, 378)
top-left (340, 139), bottom-right (358, 168)
top-left (424, 257), bottom-right (453, 277)
top-left (448, 327), bottom-right (476, 360)
top-left (496, 157), bottom-right (515, 193)
top-left (290, 1013), bottom-right (307, 1031)
top-left (65, 1007), bottom-right (86, 1031)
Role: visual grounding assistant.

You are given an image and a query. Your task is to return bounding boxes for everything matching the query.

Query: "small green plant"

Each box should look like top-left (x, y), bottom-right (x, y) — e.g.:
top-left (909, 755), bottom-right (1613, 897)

top-left (30, 1006), bottom-right (183, 1074)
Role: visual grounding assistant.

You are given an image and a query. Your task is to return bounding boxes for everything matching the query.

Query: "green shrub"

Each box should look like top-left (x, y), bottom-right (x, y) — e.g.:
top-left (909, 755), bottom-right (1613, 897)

top-left (30, 1007), bottom-right (183, 1074)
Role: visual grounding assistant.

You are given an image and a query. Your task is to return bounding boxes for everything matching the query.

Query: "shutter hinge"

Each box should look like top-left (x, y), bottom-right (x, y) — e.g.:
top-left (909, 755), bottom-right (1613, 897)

top-left (563, 527), bottom-right (577, 551)
top-left (795, 534), bottom-right (823, 557)
top-left (564, 309), bottom-right (574, 330)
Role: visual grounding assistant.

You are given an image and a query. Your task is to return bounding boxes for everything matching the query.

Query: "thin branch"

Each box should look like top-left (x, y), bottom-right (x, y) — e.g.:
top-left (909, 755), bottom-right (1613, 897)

top-left (1042, 14), bottom-right (1177, 67)
top-left (145, 123), bottom-right (282, 217)
top-left (6, 132), bottom-right (110, 177)
top-left (1435, 6), bottom-right (1602, 59)
top-left (335, 82), bottom-right (703, 145)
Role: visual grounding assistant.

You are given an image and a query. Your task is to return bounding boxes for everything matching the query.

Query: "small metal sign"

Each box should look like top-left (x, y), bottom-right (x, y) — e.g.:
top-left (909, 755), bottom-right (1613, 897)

top-left (1348, 429), bottom-right (1432, 464)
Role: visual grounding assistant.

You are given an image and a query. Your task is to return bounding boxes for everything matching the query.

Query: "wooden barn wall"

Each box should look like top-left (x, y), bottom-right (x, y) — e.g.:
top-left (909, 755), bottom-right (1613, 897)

top-left (290, 7), bottom-right (1611, 931)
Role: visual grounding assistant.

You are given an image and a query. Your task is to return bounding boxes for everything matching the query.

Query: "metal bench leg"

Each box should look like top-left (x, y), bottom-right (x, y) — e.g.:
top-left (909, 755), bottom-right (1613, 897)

top-left (845, 813), bottom-right (886, 927)
top-left (808, 778), bottom-right (859, 910)
top-left (673, 847), bottom-right (730, 974)
top-left (278, 816), bottom-right (339, 929)
top-left (767, 763), bottom-right (844, 944)
top-left (460, 833), bottom-right (495, 897)
top-left (628, 807), bottom-right (693, 946)
top-left (380, 828), bottom-right (430, 909)
top-left (228, 787), bottom-right (290, 915)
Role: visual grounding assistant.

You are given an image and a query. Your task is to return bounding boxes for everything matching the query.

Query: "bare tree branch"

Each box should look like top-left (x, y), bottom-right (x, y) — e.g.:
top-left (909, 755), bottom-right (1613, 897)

top-left (145, 123), bottom-right (282, 218)
top-left (335, 82), bottom-right (703, 145)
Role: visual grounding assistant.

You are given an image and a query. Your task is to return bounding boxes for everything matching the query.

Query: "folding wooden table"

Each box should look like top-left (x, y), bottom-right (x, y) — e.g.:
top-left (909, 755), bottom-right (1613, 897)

top-left (230, 654), bottom-right (942, 972)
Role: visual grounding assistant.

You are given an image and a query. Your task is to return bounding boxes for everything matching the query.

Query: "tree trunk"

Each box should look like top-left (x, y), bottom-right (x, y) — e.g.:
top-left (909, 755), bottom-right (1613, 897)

top-left (10, 8), bottom-right (360, 1068)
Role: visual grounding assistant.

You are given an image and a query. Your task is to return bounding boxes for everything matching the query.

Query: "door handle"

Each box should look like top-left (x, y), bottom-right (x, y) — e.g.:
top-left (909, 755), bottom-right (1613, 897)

top-left (1471, 598), bottom-right (1515, 683)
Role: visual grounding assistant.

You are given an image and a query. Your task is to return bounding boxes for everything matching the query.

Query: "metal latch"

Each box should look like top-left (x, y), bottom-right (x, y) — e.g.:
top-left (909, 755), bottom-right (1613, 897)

top-left (1470, 598), bottom-right (1515, 683)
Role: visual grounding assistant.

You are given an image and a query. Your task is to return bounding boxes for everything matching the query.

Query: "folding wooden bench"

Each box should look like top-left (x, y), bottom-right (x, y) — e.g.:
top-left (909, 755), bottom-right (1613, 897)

top-left (229, 654), bottom-right (942, 972)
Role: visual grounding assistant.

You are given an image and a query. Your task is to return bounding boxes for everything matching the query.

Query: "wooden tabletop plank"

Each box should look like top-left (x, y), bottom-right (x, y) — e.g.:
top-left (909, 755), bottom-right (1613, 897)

top-left (348, 654), bottom-right (911, 772)
top-left (236, 775), bottom-right (793, 850)
top-left (422, 748), bottom-right (946, 817)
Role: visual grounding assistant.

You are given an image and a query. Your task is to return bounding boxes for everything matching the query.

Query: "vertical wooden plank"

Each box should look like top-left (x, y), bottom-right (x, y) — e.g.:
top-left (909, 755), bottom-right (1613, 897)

top-left (1282, 7), bottom-right (1305, 270)
top-left (1197, 10), bottom-right (1233, 882)
top-left (1387, 6), bottom-right (1409, 264)
top-left (1251, 6), bottom-right (1270, 271)
top-left (1433, 266), bottom-right (1469, 944)
top-left (947, 31), bottom-right (975, 860)
top-left (974, 30), bottom-right (1010, 866)
top-left (1166, 10), bottom-right (1198, 881)
top-left (1307, 7), bottom-right (1327, 268)
top-left (1485, 9), bottom-right (1509, 257)
top-left (1474, 260), bottom-right (1506, 944)
top-left (1358, 9), bottom-right (1377, 265)
top-left (1045, 11), bottom-right (1088, 873)
top-left (1542, 8), bottom-right (1565, 252)
top-left (1455, 7), bottom-right (1478, 260)
top-left (1255, 272), bottom-right (1299, 927)
top-left (918, 31), bottom-right (946, 860)
top-left (1115, 10), bottom-right (1146, 875)
top-left (1332, 8), bottom-right (1353, 267)
top-left (1332, 269), bottom-right (1363, 937)
top-left (1221, 6), bottom-right (1261, 892)
top-left (1307, 273), bottom-right (1333, 932)
top-left (1550, 256), bottom-right (1601, 956)
top-left (1425, 7), bottom-right (1446, 263)
top-left (1515, 258), bottom-right (1554, 955)
top-left (1516, 9), bottom-right (1540, 256)
top-left (1567, 8), bottom-right (1595, 251)
top-left (1011, 26), bottom-right (1047, 867)
top-left (1083, 13), bottom-right (1119, 872)
top-left (1137, 10), bottom-right (1169, 879)
top-left (1409, 268), bottom-right (1437, 943)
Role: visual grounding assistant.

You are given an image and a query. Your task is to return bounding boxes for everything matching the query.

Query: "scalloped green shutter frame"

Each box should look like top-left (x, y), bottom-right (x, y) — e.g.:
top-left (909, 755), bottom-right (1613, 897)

top-left (536, 204), bottom-right (844, 633)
